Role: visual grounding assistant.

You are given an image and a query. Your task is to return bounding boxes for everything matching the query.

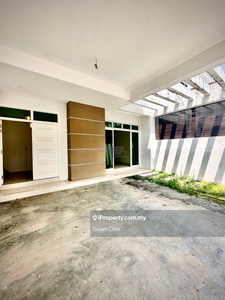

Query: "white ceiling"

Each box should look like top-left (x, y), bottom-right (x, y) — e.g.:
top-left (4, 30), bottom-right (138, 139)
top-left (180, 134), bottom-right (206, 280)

top-left (0, 0), bottom-right (225, 109)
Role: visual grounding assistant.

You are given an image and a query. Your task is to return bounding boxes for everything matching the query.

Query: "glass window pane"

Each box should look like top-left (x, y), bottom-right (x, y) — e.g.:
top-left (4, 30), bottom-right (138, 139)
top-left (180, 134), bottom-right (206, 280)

top-left (105, 121), bottom-right (112, 127)
top-left (123, 124), bottom-right (130, 129)
top-left (155, 100), bottom-right (225, 140)
top-left (132, 132), bottom-right (139, 165)
top-left (33, 111), bottom-right (58, 122)
top-left (105, 130), bottom-right (113, 169)
top-left (114, 130), bottom-right (130, 168)
top-left (113, 123), bottom-right (122, 128)
top-left (0, 107), bottom-right (30, 120)
top-left (132, 125), bottom-right (138, 130)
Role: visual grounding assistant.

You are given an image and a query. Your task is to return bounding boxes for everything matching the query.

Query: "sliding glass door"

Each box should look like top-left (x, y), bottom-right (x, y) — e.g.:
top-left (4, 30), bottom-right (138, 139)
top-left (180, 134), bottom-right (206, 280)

top-left (105, 122), bottom-right (139, 169)
top-left (105, 129), bottom-right (113, 169)
top-left (132, 132), bottom-right (139, 166)
top-left (114, 130), bottom-right (130, 169)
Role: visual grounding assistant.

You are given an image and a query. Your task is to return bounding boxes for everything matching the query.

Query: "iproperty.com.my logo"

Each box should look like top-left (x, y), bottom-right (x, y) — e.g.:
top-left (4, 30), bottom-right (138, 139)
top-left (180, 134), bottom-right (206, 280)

top-left (92, 215), bottom-right (146, 221)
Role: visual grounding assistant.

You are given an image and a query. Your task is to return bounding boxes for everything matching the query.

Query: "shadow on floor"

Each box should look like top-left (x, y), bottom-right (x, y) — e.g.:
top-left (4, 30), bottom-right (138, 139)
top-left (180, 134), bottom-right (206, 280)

top-left (3, 170), bottom-right (33, 185)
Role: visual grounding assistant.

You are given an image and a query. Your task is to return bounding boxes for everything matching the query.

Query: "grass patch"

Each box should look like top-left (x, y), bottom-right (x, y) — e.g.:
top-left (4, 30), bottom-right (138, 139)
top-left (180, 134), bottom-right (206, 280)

top-left (131, 172), bottom-right (225, 205)
top-left (150, 174), bottom-right (199, 197)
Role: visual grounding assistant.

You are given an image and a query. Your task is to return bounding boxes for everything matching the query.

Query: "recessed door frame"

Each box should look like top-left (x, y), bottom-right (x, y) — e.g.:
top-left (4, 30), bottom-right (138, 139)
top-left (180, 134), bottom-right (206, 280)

top-left (0, 116), bottom-right (60, 186)
top-left (105, 125), bottom-right (139, 171)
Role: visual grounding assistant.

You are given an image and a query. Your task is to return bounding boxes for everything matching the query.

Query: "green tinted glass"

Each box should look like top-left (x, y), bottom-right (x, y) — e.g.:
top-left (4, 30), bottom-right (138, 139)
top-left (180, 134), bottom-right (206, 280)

top-left (123, 124), bottom-right (130, 129)
top-left (113, 123), bottom-right (122, 128)
top-left (34, 111), bottom-right (58, 122)
top-left (105, 121), bottom-right (112, 127)
top-left (0, 107), bottom-right (30, 120)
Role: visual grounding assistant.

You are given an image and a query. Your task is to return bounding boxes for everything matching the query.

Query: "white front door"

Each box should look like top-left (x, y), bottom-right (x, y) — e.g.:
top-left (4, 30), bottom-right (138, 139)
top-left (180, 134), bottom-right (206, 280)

top-left (32, 122), bottom-right (59, 180)
top-left (0, 120), bottom-right (3, 186)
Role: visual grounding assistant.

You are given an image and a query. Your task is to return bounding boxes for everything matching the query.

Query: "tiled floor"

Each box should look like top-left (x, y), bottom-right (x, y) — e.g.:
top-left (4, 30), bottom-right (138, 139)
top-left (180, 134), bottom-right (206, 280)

top-left (0, 167), bottom-right (151, 203)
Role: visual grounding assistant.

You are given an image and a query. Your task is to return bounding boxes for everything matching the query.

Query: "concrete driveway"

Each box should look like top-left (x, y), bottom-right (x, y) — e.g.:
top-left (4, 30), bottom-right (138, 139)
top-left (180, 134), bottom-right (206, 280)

top-left (0, 178), bottom-right (225, 300)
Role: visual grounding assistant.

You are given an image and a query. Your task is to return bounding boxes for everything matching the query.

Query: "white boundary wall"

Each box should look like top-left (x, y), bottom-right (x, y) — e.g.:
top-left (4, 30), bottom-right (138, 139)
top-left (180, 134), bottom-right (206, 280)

top-left (141, 115), bottom-right (225, 185)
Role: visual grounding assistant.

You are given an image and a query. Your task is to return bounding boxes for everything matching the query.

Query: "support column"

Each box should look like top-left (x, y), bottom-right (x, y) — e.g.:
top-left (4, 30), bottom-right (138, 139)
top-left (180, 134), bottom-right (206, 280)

top-left (67, 101), bottom-right (106, 181)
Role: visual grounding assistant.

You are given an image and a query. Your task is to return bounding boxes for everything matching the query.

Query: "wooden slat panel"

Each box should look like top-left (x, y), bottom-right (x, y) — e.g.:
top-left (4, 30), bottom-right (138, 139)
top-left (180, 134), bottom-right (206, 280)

top-left (68, 164), bottom-right (106, 181)
top-left (67, 101), bottom-right (105, 121)
top-left (201, 115), bottom-right (216, 137)
top-left (67, 101), bottom-right (105, 181)
top-left (155, 124), bottom-right (162, 140)
top-left (67, 118), bottom-right (105, 135)
top-left (68, 135), bottom-right (105, 149)
top-left (174, 122), bottom-right (184, 139)
top-left (68, 149), bottom-right (105, 165)
top-left (164, 123), bottom-right (173, 139)
top-left (218, 115), bottom-right (225, 136)
top-left (186, 117), bottom-right (199, 138)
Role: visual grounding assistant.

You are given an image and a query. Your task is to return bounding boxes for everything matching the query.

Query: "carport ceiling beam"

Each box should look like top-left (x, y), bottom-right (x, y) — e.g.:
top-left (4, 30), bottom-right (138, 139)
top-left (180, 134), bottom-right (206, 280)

top-left (154, 89), bottom-right (179, 104)
top-left (184, 76), bottom-right (211, 96)
top-left (169, 83), bottom-right (194, 101)
top-left (143, 97), bottom-right (168, 108)
top-left (119, 103), bottom-right (153, 116)
top-left (118, 108), bottom-right (146, 116)
top-left (207, 66), bottom-right (225, 89)
top-left (133, 103), bottom-right (158, 111)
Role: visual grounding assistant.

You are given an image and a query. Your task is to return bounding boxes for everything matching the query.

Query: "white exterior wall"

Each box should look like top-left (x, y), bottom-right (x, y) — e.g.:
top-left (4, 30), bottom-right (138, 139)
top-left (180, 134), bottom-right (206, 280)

top-left (140, 116), bottom-right (151, 169)
top-left (140, 113), bottom-right (225, 184)
top-left (0, 101), bottom-right (142, 182)
top-left (139, 81), bottom-right (225, 184)
top-left (0, 93), bottom-right (68, 180)
top-left (105, 110), bottom-right (140, 125)
top-left (153, 136), bottom-right (225, 184)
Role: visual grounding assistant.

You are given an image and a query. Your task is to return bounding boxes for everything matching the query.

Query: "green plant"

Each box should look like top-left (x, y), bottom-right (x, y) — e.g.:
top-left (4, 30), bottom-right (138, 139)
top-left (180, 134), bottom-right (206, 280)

top-left (146, 172), bottom-right (225, 205)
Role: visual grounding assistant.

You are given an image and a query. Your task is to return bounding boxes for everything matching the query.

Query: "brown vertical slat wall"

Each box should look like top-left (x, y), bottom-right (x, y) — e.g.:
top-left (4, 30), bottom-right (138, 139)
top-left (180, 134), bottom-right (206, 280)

top-left (67, 101), bottom-right (106, 181)
top-left (155, 100), bottom-right (225, 140)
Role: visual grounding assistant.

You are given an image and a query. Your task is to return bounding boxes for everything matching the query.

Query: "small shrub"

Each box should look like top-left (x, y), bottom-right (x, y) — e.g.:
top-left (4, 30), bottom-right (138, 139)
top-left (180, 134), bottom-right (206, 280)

top-left (158, 172), bottom-right (169, 179)
top-left (147, 172), bottom-right (225, 204)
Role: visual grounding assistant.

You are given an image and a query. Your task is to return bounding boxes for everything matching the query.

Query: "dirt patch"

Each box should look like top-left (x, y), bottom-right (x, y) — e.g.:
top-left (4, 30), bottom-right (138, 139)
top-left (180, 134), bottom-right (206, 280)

top-left (1, 179), bottom-right (225, 299)
top-left (123, 177), bottom-right (225, 215)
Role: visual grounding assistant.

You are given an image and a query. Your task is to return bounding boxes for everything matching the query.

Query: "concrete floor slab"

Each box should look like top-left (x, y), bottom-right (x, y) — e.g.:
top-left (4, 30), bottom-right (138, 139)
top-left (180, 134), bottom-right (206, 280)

top-left (0, 168), bottom-right (150, 203)
top-left (0, 178), bottom-right (225, 299)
